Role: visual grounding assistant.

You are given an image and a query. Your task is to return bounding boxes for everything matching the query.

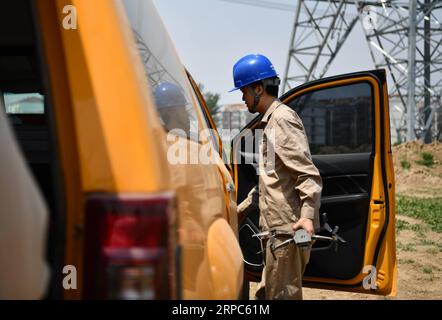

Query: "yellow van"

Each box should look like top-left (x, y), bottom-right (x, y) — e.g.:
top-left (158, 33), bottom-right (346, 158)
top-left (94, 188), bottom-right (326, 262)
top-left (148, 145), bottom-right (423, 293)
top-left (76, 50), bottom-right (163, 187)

top-left (0, 0), bottom-right (243, 299)
top-left (0, 0), bottom-right (396, 300)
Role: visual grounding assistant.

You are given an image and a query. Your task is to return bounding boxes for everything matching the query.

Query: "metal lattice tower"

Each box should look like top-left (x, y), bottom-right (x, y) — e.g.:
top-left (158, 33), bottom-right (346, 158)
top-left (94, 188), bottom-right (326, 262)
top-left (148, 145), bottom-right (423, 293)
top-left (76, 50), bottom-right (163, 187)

top-left (282, 0), bottom-right (442, 142)
top-left (281, 0), bottom-right (360, 86)
top-left (133, 30), bottom-right (181, 87)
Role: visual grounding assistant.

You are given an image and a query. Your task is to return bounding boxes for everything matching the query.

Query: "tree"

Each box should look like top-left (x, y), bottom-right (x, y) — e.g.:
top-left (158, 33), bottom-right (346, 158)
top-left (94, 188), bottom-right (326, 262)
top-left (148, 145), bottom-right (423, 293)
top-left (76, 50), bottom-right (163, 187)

top-left (198, 83), bottom-right (221, 126)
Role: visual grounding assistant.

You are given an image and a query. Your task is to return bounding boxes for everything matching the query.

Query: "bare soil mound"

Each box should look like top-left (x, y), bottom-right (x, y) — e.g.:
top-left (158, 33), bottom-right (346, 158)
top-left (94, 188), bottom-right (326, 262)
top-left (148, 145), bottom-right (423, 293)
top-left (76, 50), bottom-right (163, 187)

top-left (392, 141), bottom-right (442, 198)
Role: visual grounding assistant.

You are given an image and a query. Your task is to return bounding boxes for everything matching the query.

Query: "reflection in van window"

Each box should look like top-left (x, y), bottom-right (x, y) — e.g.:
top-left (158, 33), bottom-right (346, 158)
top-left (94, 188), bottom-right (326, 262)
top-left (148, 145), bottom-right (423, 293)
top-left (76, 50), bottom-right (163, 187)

top-left (288, 82), bottom-right (373, 155)
top-left (3, 92), bottom-right (44, 114)
top-left (122, 0), bottom-right (199, 138)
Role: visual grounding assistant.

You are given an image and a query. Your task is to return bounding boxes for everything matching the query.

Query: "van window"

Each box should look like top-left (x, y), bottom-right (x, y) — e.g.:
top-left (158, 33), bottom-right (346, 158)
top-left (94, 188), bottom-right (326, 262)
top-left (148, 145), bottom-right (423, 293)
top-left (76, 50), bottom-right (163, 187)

top-left (287, 82), bottom-right (373, 155)
top-left (3, 92), bottom-right (44, 114)
top-left (121, 0), bottom-right (202, 140)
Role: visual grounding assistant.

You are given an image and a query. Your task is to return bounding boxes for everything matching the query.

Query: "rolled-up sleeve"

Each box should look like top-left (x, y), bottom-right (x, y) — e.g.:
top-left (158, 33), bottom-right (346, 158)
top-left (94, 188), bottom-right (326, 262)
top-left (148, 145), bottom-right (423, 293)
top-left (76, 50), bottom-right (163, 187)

top-left (273, 116), bottom-right (322, 228)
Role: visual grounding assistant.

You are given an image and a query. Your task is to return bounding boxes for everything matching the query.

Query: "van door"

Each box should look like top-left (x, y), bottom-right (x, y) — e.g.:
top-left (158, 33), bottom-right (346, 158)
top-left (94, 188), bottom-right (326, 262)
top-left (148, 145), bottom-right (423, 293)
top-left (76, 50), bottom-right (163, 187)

top-left (233, 70), bottom-right (397, 295)
top-left (187, 70), bottom-right (239, 232)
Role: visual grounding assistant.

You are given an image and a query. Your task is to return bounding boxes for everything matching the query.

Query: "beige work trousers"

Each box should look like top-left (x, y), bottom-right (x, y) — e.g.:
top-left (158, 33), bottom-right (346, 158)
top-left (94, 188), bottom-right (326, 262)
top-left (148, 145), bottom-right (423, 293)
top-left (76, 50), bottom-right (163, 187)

top-left (255, 237), bottom-right (311, 300)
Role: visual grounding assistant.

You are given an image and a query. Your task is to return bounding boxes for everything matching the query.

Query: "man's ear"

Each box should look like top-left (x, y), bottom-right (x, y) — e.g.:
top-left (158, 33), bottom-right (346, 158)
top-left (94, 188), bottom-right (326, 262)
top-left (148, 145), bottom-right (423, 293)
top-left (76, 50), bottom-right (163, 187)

top-left (254, 83), bottom-right (264, 96)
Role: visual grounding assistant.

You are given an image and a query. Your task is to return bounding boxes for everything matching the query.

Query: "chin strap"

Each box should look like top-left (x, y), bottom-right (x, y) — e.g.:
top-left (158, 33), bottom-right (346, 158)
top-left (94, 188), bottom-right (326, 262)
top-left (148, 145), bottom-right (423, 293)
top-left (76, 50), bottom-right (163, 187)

top-left (249, 78), bottom-right (280, 113)
top-left (250, 92), bottom-right (260, 113)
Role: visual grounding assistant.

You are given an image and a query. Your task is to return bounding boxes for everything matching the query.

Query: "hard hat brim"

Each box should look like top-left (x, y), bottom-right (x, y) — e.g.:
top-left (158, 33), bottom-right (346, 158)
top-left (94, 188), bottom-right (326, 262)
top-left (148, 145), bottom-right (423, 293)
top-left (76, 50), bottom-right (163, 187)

top-left (228, 74), bottom-right (279, 93)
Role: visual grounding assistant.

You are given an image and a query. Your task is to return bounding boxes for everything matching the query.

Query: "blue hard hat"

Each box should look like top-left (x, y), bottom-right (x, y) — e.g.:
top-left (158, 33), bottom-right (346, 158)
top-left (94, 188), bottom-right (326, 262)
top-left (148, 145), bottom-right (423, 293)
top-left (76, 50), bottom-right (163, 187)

top-left (229, 54), bottom-right (278, 92)
top-left (153, 82), bottom-right (188, 108)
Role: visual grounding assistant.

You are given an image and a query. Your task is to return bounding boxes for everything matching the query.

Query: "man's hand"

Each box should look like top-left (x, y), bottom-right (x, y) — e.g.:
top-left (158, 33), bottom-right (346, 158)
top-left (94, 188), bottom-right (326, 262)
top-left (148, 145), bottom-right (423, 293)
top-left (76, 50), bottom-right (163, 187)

top-left (293, 218), bottom-right (315, 236)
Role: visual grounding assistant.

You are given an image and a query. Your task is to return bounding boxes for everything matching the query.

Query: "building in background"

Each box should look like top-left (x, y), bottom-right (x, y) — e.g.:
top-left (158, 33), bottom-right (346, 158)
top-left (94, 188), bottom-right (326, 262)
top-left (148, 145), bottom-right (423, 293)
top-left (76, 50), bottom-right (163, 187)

top-left (220, 98), bottom-right (412, 148)
top-left (220, 103), bottom-right (257, 131)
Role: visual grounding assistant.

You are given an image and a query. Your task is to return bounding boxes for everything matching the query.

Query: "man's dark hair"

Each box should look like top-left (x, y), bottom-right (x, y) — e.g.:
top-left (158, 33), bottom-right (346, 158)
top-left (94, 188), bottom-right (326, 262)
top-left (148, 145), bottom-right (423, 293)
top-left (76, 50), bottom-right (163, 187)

top-left (250, 76), bottom-right (280, 97)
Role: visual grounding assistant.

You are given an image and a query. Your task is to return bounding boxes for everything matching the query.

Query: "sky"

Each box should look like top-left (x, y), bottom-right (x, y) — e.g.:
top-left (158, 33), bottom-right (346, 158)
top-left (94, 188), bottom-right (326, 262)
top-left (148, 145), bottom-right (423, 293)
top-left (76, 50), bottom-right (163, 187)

top-left (152, 0), bottom-right (375, 106)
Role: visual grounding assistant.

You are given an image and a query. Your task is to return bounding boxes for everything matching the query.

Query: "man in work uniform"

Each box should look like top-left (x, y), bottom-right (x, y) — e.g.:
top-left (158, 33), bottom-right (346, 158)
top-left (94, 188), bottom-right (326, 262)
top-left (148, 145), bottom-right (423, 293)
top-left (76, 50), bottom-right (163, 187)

top-left (230, 54), bottom-right (322, 300)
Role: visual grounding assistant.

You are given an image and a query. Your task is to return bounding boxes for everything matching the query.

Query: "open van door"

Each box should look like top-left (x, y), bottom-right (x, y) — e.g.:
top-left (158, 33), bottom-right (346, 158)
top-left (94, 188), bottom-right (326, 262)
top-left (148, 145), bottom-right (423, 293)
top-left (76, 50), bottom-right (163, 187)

top-left (233, 70), bottom-right (397, 295)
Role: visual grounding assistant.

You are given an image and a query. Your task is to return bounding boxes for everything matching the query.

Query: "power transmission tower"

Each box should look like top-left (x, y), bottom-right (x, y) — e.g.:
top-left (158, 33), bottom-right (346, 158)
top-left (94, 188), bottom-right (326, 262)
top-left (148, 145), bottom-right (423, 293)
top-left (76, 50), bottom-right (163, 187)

top-left (281, 0), bottom-right (360, 88)
top-left (282, 0), bottom-right (442, 142)
top-left (133, 30), bottom-right (181, 87)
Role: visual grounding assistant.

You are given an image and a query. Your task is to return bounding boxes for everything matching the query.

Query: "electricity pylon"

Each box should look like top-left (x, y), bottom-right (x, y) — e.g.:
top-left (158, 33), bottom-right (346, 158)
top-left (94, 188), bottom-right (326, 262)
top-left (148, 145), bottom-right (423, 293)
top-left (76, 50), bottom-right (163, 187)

top-left (282, 0), bottom-right (442, 142)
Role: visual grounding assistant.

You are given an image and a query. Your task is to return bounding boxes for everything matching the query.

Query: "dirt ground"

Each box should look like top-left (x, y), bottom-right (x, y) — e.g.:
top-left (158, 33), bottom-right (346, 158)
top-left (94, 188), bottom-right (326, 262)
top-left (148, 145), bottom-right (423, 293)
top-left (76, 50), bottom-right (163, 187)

top-left (249, 141), bottom-right (442, 300)
top-left (392, 140), bottom-right (442, 198)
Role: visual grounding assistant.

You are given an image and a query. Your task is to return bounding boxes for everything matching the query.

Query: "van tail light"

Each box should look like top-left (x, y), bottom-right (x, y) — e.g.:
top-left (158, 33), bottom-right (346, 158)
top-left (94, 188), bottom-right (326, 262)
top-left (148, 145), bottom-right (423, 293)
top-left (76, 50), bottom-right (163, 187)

top-left (83, 193), bottom-right (175, 299)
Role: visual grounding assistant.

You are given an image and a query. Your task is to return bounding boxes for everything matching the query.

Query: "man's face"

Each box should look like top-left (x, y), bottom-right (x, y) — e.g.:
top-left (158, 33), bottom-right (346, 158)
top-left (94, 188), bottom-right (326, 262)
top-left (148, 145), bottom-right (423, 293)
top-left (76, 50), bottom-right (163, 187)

top-left (159, 106), bottom-right (190, 134)
top-left (240, 86), bottom-right (256, 113)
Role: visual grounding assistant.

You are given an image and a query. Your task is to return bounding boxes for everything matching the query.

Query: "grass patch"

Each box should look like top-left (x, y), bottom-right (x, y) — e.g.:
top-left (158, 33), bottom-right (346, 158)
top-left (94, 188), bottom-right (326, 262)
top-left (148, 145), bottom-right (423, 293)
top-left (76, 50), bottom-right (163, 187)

top-left (411, 224), bottom-right (427, 233)
top-left (415, 152), bottom-right (434, 167)
top-left (400, 159), bottom-right (411, 170)
top-left (411, 224), bottom-right (428, 238)
top-left (422, 266), bottom-right (433, 274)
top-left (396, 196), bottom-right (442, 233)
top-left (426, 247), bottom-right (439, 254)
top-left (396, 219), bottom-right (411, 233)
top-left (418, 238), bottom-right (436, 246)
top-left (397, 242), bottom-right (416, 251)
top-left (399, 258), bottom-right (415, 264)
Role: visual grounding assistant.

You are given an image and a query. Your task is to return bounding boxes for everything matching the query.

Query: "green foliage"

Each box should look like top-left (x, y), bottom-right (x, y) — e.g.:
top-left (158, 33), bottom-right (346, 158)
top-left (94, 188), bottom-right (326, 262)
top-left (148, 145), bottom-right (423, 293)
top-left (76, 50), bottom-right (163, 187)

top-left (411, 224), bottom-right (428, 238)
top-left (400, 159), bottom-right (411, 170)
top-left (398, 258), bottom-right (415, 264)
top-left (415, 152), bottom-right (434, 167)
top-left (418, 238), bottom-right (436, 246)
top-left (396, 219), bottom-right (411, 233)
top-left (198, 83), bottom-right (221, 125)
top-left (426, 247), bottom-right (438, 254)
top-left (422, 266), bottom-right (433, 274)
top-left (397, 242), bottom-right (416, 251)
top-left (396, 196), bottom-right (442, 233)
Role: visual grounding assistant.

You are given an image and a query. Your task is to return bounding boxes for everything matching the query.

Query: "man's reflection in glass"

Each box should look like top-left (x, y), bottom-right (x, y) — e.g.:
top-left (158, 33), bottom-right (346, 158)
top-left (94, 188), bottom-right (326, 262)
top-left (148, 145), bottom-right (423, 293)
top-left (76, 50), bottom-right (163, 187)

top-left (153, 82), bottom-right (191, 136)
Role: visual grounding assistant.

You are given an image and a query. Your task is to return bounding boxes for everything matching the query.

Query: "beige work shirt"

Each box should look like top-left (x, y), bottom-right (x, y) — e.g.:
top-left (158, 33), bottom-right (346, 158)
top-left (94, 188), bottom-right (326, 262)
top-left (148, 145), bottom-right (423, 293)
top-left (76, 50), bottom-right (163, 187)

top-left (237, 100), bottom-right (322, 232)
